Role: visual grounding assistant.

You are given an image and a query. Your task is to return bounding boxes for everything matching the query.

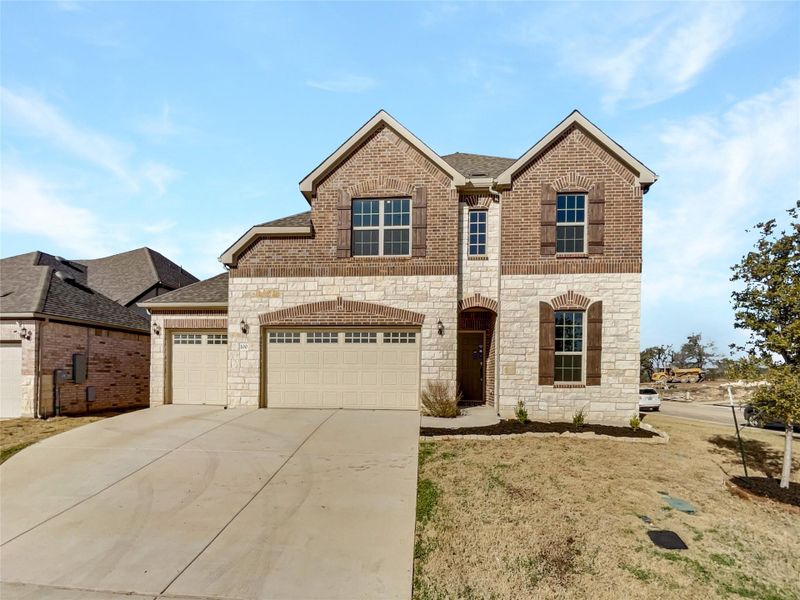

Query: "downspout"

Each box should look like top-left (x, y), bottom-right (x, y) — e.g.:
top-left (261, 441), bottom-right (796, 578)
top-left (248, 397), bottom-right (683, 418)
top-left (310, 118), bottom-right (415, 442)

top-left (488, 183), bottom-right (502, 417)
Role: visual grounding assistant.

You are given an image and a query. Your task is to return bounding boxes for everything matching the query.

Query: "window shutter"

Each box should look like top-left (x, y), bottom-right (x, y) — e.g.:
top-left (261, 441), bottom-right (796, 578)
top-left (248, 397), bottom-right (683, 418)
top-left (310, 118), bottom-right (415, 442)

top-left (412, 185), bottom-right (427, 257)
top-left (587, 182), bottom-right (605, 255)
top-left (538, 301), bottom-right (555, 385)
top-left (586, 301), bottom-right (603, 386)
top-left (540, 183), bottom-right (556, 256)
top-left (337, 190), bottom-right (352, 258)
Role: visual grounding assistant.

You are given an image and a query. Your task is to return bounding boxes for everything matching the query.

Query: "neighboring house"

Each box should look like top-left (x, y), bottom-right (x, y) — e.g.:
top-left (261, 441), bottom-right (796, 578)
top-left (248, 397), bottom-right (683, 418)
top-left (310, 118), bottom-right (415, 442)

top-left (142, 110), bottom-right (656, 423)
top-left (0, 249), bottom-right (198, 418)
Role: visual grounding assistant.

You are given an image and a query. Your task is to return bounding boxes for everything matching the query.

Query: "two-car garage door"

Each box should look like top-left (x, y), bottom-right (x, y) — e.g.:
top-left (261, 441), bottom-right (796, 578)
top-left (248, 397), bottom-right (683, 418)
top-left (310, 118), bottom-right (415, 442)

top-left (266, 329), bottom-right (420, 410)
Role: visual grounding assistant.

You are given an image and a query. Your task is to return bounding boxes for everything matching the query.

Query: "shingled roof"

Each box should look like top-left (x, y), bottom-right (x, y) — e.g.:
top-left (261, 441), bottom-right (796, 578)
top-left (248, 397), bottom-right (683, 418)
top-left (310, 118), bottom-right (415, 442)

top-left (257, 211), bottom-right (312, 228)
top-left (140, 273), bottom-right (228, 306)
top-left (78, 247), bottom-right (198, 306)
top-left (441, 152), bottom-right (517, 178)
top-left (0, 252), bottom-right (150, 332)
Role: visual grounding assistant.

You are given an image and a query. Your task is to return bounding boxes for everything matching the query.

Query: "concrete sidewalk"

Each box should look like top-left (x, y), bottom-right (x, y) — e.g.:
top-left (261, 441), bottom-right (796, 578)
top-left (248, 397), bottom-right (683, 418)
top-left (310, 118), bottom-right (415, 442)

top-left (0, 406), bottom-right (419, 600)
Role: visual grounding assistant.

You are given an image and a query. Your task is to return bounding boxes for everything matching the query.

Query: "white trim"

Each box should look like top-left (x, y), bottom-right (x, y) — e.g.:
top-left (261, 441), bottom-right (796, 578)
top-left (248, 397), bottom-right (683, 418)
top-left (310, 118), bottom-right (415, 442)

top-left (219, 225), bottom-right (312, 265)
top-left (496, 110), bottom-right (657, 187)
top-left (139, 302), bottom-right (228, 309)
top-left (299, 110), bottom-right (465, 200)
top-left (556, 192), bottom-right (587, 254)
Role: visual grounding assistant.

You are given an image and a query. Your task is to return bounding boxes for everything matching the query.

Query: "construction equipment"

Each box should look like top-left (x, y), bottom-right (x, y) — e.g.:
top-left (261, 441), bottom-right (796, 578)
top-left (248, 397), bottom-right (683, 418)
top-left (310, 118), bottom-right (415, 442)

top-left (652, 368), bottom-right (705, 384)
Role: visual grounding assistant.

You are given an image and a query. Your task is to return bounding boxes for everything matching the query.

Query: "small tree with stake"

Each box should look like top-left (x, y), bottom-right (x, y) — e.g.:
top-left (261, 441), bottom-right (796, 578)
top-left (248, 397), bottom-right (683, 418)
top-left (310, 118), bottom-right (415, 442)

top-left (730, 201), bottom-right (799, 489)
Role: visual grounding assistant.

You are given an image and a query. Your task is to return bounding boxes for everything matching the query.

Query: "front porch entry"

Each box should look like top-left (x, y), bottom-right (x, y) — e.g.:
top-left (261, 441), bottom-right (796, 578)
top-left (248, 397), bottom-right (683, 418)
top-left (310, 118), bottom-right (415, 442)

top-left (457, 307), bottom-right (496, 406)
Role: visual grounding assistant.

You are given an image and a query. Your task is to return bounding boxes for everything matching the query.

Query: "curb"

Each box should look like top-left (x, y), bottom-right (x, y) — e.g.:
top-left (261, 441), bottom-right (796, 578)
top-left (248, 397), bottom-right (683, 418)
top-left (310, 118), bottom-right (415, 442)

top-left (422, 427), bottom-right (669, 444)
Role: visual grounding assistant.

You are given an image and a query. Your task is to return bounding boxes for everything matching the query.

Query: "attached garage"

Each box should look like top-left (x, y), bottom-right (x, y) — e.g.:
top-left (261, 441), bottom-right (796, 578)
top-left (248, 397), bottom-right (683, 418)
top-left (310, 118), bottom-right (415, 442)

top-left (171, 332), bottom-right (228, 405)
top-left (1, 341), bottom-right (22, 418)
top-left (265, 329), bottom-right (420, 410)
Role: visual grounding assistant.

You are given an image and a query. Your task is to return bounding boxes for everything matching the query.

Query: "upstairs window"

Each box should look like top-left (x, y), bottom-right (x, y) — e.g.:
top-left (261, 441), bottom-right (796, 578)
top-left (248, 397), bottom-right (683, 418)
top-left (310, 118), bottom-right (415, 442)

top-left (352, 198), bottom-right (411, 256)
top-left (468, 210), bottom-right (487, 256)
top-left (556, 194), bottom-right (586, 253)
top-left (554, 310), bottom-right (583, 382)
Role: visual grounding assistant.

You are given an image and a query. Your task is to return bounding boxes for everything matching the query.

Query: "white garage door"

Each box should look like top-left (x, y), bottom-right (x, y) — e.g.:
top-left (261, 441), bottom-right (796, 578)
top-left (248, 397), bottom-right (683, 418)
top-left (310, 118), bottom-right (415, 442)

top-left (1, 342), bottom-right (23, 418)
top-left (171, 333), bottom-right (228, 406)
top-left (266, 330), bottom-right (420, 410)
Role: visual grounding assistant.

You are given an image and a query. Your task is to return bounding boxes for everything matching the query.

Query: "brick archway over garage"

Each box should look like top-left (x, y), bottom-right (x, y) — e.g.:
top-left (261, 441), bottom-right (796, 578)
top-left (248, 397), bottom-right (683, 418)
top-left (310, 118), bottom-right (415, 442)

top-left (259, 297), bottom-right (425, 327)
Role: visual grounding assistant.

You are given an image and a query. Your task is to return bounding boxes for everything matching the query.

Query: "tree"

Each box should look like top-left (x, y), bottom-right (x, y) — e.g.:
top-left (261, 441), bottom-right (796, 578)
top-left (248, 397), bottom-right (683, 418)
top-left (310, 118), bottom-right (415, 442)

top-left (749, 367), bottom-right (800, 488)
top-left (731, 202), bottom-right (800, 489)
top-left (716, 355), bottom-right (768, 381)
top-left (672, 333), bottom-right (718, 369)
top-left (640, 345), bottom-right (672, 381)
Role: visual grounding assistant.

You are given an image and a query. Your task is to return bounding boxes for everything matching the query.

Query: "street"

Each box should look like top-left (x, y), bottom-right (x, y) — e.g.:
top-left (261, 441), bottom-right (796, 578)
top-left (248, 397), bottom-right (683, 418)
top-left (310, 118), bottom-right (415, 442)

top-left (654, 400), bottom-right (798, 438)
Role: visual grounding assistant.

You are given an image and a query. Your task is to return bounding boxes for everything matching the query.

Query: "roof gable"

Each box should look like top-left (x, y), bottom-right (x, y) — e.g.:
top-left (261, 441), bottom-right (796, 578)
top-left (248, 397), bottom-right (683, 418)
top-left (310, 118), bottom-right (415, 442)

top-left (298, 110), bottom-right (466, 202)
top-left (495, 110), bottom-right (657, 188)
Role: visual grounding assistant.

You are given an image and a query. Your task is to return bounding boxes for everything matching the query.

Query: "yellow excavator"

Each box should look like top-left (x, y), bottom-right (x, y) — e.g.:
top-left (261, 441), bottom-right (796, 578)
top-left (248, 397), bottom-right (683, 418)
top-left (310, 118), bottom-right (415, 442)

top-left (652, 368), bottom-right (705, 384)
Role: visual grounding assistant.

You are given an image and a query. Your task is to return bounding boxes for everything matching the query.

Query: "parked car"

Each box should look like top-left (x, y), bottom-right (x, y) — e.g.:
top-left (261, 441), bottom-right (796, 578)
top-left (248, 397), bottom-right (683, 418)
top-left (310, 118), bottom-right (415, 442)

top-left (743, 404), bottom-right (799, 431)
top-left (639, 387), bottom-right (661, 411)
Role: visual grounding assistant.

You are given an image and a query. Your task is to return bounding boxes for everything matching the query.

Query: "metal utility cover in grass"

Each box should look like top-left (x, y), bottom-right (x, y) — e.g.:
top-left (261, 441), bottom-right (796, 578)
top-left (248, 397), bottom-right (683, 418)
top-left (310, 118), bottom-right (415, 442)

top-left (647, 530), bottom-right (688, 550)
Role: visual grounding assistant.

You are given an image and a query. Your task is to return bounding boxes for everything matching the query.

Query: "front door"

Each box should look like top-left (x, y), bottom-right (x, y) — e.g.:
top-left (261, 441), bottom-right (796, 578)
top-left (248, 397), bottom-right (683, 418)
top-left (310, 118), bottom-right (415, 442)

top-left (457, 332), bottom-right (484, 403)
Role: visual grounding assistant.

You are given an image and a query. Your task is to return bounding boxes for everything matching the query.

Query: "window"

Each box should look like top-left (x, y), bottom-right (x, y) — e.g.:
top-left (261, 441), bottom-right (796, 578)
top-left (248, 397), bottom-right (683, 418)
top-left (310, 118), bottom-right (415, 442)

top-left (306, 332), bottom-right (338, 344)
top-left (352, 198), bottom-right (411, 256)
top-left (345, 331), bottom-right (377, 344)
top-left (554, 311), bottom-right (583, 382)
top-left (206, 334), bottom-right (228, 345)
top-left (269, 332), bottom-right (300, 344)
top-left (468, 210), bottom-right (487, 256)
top-left (556, 194), bottom-right (586, 253)
top-left (174, 333), bottom-right (201, 345)
top-left (383, 332), bottom-right (416, 344)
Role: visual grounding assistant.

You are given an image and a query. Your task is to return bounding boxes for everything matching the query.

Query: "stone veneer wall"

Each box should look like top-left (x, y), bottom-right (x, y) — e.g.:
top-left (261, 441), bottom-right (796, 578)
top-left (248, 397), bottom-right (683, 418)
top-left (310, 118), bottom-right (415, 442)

top-left (227, 275), bottom-right (458, 407)
top-left (0, 320), bottom-right (38, 417)
top-left (499, 272), bottom-right (641, 423)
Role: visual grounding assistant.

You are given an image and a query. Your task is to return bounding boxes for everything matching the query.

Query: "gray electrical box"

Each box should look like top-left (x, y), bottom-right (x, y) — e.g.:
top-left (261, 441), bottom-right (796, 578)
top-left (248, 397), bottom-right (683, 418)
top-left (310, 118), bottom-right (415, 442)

top-left (86, 386), bottom-right (96, 402)
top-left (72, 353), bottom-right (87, 384)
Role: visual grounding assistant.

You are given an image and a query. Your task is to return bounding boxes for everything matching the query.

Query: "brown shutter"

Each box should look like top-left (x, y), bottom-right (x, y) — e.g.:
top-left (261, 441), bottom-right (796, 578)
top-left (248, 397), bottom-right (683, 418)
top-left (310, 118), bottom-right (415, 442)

top-left (586, 301), bottom-right (603, 386)
top-left (538, 301), bottom-right (555, 385)
top-left (587, 182), bottom-right (605, 255)
top-left (336, 190), bottom-right (352, 258)
top-left (541, 183), bottom-right (556, 256)
top-left (412, 185), bottom-right (427, 257)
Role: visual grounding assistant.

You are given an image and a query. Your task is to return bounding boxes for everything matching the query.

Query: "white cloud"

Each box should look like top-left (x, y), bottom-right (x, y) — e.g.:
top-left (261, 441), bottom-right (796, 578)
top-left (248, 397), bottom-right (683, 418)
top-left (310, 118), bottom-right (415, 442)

top-left (141, 162), bottom-right (180, 196)
top-left (54, 1), bottom-right (84, 12)
top-left (513, 3), bottom-right (746, 109)
top-left (1, 87), bottom-right (135, 185)
top-left (641, 77), bottom-right (800, 341)
top-left (1, 88), bottom-right (180, 195)
top-left (138, 103), bottom-right (178, 140)
top-left (0, 168), bottom-right (113, 256)
top-left (142, 219), bottom-right (177, 235)
top-left (306, 74), bottom-right (377, 93)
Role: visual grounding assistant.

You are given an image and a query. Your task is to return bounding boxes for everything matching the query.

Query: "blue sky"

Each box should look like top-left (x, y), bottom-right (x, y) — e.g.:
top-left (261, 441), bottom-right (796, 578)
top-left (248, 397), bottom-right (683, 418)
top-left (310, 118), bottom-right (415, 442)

top-left (1, 1), bottom-right (798, 353)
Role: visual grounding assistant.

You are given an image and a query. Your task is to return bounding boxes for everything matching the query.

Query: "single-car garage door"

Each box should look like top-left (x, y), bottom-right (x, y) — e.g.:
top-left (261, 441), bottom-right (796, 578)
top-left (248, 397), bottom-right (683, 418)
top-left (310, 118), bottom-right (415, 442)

top-left (171, 332), bottom-right (228, 405)
top-left (266, 329), bottom-right (420, 410)
top-left (1, 342), bottom-right (23, 418)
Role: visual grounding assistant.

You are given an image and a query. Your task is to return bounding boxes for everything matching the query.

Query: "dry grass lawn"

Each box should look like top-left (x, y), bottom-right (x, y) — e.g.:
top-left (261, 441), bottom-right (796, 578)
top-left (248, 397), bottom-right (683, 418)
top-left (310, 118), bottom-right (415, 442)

top-left (414, 414), bottom-right (800, 600)
top-left (0, 413), bottom-right (122, 464)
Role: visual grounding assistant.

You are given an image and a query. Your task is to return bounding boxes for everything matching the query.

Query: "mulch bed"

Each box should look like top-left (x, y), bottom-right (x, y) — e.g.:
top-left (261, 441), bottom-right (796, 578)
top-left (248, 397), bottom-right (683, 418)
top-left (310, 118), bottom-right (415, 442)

top-left (729, 476), bottom-right (800, 508)
top-left (420, 419), bottom-right (658, 438)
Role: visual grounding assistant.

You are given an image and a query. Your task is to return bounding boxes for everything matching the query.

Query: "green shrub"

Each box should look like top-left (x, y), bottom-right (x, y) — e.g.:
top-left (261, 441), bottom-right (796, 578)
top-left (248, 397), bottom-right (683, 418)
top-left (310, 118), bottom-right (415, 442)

top-left (629, 415), bottom-right (641, 430)
top-left (515, 400), bottom-right (529, 423)
top-left (572, 407), bottom-right (587, 429)
top-left (420, 381), bottom-right (461, 418)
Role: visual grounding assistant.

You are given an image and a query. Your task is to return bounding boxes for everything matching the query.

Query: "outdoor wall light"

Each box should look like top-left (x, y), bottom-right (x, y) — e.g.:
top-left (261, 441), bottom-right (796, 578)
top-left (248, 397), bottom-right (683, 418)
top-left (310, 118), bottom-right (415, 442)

top-left (240, 319), bottom-right (249, 334)
top-left (437, 320), bottom-right (444, 336)
top-left (152, 322), bottom-right (161, 336)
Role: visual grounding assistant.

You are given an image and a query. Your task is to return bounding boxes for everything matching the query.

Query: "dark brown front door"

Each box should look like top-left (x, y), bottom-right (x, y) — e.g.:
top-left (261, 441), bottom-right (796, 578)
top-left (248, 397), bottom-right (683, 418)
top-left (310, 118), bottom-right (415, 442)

top-left (457, 332), bottom-right (484, 403)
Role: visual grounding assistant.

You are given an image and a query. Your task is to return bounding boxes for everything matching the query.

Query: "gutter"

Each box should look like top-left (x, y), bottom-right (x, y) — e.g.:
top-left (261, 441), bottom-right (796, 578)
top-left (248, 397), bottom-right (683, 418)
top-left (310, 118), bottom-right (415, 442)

top-left (139, 302), bottom-right (228, 310)
top-left (488, 182), bottom-right (502, 418)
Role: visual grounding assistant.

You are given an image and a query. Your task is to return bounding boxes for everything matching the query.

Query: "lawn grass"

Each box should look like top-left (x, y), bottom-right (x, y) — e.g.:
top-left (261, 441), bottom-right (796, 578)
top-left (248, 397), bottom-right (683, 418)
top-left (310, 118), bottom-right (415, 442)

top-left (413, 414), bottom-right (800, 600)
top-left (0, 413), bottom-right (122, 464)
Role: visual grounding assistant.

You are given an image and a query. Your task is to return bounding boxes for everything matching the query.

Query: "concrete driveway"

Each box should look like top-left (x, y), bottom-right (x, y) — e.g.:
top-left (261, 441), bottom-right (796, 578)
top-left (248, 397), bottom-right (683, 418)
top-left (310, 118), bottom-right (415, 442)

top-left (0, 406), bottom-right (419, 600)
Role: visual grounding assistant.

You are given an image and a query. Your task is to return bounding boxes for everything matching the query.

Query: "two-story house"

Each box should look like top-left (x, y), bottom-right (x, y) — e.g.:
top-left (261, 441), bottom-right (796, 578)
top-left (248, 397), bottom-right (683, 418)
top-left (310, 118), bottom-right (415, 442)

top-left (141, 110), bottom-right (656, 422)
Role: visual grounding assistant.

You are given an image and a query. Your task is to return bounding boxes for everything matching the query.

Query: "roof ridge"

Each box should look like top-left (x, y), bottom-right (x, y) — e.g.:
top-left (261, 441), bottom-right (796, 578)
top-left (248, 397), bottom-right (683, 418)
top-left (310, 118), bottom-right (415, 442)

top-left (34, 265), bottom-right (53, 313)
top-left (143, 247), bottom-right (161, 284)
